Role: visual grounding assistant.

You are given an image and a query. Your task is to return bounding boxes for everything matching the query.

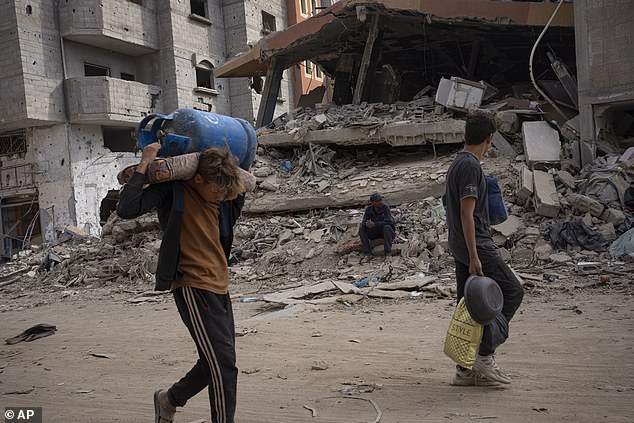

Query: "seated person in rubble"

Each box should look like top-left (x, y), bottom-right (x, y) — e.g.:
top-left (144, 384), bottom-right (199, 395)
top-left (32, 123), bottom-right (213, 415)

top-left (359, 193), bottom-right (396, 258)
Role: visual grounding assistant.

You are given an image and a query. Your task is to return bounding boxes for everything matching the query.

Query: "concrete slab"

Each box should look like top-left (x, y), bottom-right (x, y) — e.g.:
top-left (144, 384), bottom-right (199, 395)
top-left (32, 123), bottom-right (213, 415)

top-left (533, 170), bottom-right (561, 217)
top-left (492, 215), bottom-right (523, 237)
top-left (516, 164), bottom-right (534, 205)
top-left (258, 119), bottom-right (466, 147)
top-left (492, 131), bottom-right (517, 157)
top-left (522, 121), bottom-right (561, 165)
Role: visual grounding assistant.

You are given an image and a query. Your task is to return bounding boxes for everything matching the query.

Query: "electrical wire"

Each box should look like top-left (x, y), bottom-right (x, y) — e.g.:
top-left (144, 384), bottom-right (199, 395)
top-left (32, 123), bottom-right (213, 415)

top-left (529, 0), bottom-right (567, 120)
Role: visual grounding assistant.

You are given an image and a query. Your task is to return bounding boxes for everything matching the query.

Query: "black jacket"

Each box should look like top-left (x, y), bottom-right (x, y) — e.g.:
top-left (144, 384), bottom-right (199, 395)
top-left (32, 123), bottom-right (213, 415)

top-left (116, 172), bottom-right (243, 291)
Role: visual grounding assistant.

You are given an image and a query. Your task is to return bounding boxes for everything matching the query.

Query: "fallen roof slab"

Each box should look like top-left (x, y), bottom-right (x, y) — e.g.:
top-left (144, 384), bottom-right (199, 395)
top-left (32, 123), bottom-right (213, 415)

top-left (258, 119), bottom-right (465, 148)
top-left (244, 178), bottom-right (446, 214)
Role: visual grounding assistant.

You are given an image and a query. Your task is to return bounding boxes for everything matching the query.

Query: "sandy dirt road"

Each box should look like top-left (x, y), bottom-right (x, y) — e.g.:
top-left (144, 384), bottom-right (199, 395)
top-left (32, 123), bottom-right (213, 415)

top-left (0, 288), bottom-right (632, 423)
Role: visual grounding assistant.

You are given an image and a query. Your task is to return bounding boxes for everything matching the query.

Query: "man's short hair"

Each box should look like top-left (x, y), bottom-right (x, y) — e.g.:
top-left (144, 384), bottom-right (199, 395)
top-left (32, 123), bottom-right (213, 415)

top-left (464, 112), bottom-right (496, 145)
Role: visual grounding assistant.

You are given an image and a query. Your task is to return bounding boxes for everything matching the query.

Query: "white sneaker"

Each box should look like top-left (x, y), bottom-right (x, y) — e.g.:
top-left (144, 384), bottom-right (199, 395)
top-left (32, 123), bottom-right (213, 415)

top-left (473, 354), bottom-right (512, 384)
top-left (452, 367), bottom-right (500, 386)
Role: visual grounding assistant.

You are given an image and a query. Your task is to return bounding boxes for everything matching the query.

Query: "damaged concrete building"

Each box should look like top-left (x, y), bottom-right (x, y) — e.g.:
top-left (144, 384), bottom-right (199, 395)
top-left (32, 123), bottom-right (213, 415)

top-left (0, 0), bottom-right (292, 256)
top-left (214, 0), bottom-right (633, 199)
top-left (574, 0), bottom-right (634, 163)
top-left (215, 0), bottom-right (578, 127)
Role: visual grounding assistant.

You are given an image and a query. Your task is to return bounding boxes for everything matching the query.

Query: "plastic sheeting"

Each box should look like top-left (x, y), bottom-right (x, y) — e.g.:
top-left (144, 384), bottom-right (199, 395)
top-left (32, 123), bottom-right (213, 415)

top-left (609, 228), bottom-right (634, 257)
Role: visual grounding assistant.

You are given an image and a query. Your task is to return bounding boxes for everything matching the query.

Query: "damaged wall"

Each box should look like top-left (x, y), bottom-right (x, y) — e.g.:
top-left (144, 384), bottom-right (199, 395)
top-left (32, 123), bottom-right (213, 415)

top-left (223, 0), bottom-right (292, 121)
top-left (0, 125), bottom-right (75, 242)
top-left (166, 0), bottom-right (232, 115)
top-left (574, 0), bottom-right (634, 146)
top-left (0, 0), bottom-right (28, 131)
top-left (16, 0), bottom-right (66, 126)
top-left (0, 0), bottom-right (66, 131)
top-left (67, 124), bottom-right (138, 235)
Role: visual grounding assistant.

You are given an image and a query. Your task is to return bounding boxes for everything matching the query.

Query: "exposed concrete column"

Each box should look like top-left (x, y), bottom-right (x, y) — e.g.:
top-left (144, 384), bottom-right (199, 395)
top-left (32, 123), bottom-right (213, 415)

top-left (352, 14), bottom-right (381, 105)
top-left (467, 40), bottom-right (481, 80)
top-left (256, 56), bottom-right (285, 128)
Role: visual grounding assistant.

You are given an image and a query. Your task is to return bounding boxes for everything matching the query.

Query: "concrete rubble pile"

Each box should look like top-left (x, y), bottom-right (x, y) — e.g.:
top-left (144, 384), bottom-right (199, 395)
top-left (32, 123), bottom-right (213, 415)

top-left (0, 215), bottom-right (162, 300)
top-left (262, 97), bottom-right (444, 134)
top-left (2, 76), bottom-right (633, 311)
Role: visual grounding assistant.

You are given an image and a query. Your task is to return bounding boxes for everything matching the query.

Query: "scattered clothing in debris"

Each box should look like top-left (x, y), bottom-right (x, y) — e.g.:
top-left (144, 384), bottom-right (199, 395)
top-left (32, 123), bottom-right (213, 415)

top-left (546, 219), bottom-right (610, 252)
top-left (6, 324), bottom-right (57, 345)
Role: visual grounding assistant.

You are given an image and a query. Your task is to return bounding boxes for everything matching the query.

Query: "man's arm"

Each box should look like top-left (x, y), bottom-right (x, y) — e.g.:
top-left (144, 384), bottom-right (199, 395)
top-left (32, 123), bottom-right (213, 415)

top-left (117, 143), bottom-right (169, 219)
top-left (379, 205), bottom-right (396, 226)
top-left (361, 206), bottom-right (373, 227)
top-left (460, 197), bottom-right (483, 276)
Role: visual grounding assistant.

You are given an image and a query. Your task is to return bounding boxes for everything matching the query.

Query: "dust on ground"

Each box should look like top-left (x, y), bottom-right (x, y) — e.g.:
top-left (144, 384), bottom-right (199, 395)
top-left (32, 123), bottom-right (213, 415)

top-left (0, 282), bottom-right (632, 423)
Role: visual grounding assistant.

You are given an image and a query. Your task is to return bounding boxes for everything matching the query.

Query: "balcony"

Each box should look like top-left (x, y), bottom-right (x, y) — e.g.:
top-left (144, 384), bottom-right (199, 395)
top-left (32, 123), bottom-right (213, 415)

top-left (59, 0), bottom-right (158, 55)
top-left (65, 77), bottom-right (163, 125)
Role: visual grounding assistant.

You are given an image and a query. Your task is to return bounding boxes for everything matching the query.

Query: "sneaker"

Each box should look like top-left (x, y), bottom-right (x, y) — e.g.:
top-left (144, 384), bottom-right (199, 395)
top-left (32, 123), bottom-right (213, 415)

top-left (451, 367), bottom-right (500, 386)
top-left (452, 367), bottom-right (476, 386)
top-left (473, 354), bottom-right (512, 384)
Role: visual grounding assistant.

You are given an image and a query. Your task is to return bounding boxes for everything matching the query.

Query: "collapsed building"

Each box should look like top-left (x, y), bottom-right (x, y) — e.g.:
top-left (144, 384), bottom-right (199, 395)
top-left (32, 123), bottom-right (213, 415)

top-left (215, 0), bottom-right (577, 125)
top-left (212, 0), bottom-right (632, 215)
top-left (2, 1), bottom-right (634, 311)
top-left (1, 0), bottom-right (632, 263)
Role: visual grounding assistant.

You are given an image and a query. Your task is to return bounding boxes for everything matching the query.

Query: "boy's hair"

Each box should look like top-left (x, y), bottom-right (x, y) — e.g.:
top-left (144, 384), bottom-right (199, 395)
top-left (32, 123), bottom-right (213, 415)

top-left (197, 147), bottom-right (245, 200)
top-left (464, 113), bottom-right (496, 145)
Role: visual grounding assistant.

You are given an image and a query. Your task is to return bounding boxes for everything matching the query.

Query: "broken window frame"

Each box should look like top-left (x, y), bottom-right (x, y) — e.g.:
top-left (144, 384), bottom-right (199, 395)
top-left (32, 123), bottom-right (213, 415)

top-left (0, 197), bottom-right (41, 257)
top-left (84, 63), bottom-right (111, 77)
top-left (261, 11), bottom-right (276, 34)
top-left (0, 130), bottom-right (27, 157)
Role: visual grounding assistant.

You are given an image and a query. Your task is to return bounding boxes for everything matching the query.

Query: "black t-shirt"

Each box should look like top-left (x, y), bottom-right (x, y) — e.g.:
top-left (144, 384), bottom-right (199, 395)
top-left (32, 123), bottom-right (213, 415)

top-left (445, 151), bottom-right (499, 264)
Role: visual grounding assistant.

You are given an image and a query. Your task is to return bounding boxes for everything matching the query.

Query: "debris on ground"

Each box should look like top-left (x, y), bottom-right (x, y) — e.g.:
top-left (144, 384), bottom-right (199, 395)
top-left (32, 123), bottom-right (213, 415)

top-left (1, 78), bottom-right (633, 314)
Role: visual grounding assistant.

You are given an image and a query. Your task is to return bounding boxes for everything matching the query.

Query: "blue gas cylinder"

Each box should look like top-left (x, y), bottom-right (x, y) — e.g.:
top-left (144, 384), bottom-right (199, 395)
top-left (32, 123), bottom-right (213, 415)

top-left (137, 109), bottom-right (257, 170)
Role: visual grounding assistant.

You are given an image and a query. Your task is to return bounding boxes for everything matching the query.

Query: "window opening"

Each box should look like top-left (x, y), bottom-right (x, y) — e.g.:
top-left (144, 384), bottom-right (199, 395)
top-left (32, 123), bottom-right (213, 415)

top-left (262, 11), bottom-right (276, 33)
top-left (195, 61), bottom-right (214, 90)
top-left (190, 0), bottom-right (207, 17)
top-left (84, 63), bottom-right (110, 77)
top-left (103, 126), bottom-right (136, 152)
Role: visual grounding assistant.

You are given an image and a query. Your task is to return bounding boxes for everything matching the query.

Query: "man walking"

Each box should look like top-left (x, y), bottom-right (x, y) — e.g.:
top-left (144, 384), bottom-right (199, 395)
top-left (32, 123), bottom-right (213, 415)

top-left (118, 142), bottom-right (252, 423)
top-left (444, 113), bottom-right (524, 386)
top-left (359, 192), bottom-right (396, 258)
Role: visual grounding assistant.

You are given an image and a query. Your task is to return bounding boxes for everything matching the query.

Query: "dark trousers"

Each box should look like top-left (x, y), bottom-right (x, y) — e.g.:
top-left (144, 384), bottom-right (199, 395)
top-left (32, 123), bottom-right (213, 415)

top-left (167, 286), bottom-right (237, 423)
top-left (455, 256), bottom-right (524, 356)
top-left (359, 224), bottom-right (395, 254)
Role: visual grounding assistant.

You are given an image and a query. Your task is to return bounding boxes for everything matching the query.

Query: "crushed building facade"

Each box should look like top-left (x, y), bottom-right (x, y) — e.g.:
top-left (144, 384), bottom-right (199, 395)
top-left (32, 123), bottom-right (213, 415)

top-left (215, 0), bottom-right (576, 127)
